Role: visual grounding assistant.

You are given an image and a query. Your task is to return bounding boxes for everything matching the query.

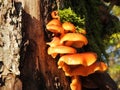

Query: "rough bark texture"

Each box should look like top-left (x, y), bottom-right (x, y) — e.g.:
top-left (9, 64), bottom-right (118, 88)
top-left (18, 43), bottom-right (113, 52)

top-left (20, 0), bottom-right (70, 90)
top-left (0, 0), bottom-right (22, 90)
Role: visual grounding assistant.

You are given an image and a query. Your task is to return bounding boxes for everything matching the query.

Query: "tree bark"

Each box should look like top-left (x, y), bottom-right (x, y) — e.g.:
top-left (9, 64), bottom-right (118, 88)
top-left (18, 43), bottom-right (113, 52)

top-left (20, 0), bottom-right (70, 90)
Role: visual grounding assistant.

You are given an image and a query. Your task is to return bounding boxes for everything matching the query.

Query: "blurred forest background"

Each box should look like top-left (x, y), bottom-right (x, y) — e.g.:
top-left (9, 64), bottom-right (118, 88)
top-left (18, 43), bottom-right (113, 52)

top-left (106, 5), bottom-right (120, 89)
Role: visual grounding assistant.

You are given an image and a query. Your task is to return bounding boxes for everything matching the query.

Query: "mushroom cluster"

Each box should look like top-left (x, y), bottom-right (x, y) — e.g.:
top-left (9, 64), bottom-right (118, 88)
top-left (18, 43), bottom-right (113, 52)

top-left (46, 10), bottom-right (108, 90)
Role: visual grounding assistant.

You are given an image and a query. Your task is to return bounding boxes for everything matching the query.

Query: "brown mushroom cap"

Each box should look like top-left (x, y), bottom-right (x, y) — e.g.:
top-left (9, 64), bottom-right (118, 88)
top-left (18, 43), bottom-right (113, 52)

top-left (60, 33), bottom-right (88, 48)
top-left (46, 37), bottom-right (61, 47)
top-left (47, 45), bottom-right (77, 58)
top-left (59, 61), bottom-right (107, 76)
top-left (62, 22), bottom-right (76, 33)
top-left (58, 52), bottom-right (97, 67)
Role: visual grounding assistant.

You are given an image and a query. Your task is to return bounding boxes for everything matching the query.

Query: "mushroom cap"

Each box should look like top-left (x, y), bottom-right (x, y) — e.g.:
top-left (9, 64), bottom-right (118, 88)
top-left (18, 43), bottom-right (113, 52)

top-left (60, 33), bottom-right (88, 48)
top-left (46, 19), bottom-right (62, 26)
top-left (58, 52), bottom-right (97, 67)
top-left (46, 37), bottom-right (61, 47)
top-left (46, 24), bottom-right (64, 34)
top-left (59, 61), bottom-right (107, 76)
top-left (51, 10), bottom-right (60, 19)
top-left (62, 22), bottom-right (76, 33)
top-left (47, 45), bottom-right (77, 58)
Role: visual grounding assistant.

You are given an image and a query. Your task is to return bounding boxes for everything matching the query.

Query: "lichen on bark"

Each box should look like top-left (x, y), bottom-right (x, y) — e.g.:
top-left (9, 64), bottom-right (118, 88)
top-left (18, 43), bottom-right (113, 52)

top-left (0, 0), bottom-right (22, 89)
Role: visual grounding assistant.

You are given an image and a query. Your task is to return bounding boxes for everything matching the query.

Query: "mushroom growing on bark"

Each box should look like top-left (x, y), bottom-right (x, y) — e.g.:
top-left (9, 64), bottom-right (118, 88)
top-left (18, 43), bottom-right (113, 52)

top-left (60, 33), bottom-right (88, 48)
top-left (46, 37), bottom-right (61, 47)
top-left (46, 18), bottom-right (64, 37)
top-left (46, 24), bottom-right (64, 36)
top-left (70, 76), bottom-right (81, 90)
top-left (58, 61), bottom-right (107, 76)
top-left (46, 10), bottom-right (108, 90)
top-left (58, 61), bottom-right (107, 90)
top-left (51, 10), bottom-right (60, 19)
top-left (47, 45), bottom-right (77, 58)
top-left (58, 52), bottom-right (97, 67)
top-left (46, 19), bottom-right (62, 27)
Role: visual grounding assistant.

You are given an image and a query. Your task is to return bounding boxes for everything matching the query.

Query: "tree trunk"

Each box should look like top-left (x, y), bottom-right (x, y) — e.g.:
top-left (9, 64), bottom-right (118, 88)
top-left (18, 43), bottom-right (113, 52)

top-left (20, 0), bottom-right (70, 90)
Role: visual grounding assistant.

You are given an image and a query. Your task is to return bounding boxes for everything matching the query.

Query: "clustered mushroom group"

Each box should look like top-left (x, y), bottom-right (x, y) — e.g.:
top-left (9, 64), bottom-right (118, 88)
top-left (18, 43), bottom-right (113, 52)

top-left (46, 10), bottom-right (108, 90)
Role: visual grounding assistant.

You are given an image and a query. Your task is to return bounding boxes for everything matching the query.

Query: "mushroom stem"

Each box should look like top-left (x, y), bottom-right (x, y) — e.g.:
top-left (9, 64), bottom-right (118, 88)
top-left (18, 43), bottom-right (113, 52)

top-left (70, 76), bottom-right (82, 90)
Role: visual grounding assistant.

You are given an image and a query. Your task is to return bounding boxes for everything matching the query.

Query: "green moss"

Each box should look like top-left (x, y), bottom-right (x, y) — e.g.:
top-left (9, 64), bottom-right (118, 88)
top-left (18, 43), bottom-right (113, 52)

top-left (58, 7), bottom-right (85, 31)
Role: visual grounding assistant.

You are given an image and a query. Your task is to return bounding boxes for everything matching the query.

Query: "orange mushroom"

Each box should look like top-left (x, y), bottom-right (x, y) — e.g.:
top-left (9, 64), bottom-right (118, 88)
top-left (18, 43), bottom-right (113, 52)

top-left (70, 76), bottom-right (82, 90)
top-left (58, 52), bottom-right (97, 67)
top-left (60, 33), bottom-right (88, 48)
top-left (47, 45), bottom-right (77, 58)
top-left (46, 37), bottom-right (61, 47)
top-left (46, 18), bottom-right (64, 37)
top-left (51, 10), bottom-right (60, 19)
top-left (46, 19), bottom-right (62, 27)
top-left (62, 22), bottom-right (76, 33)
top-left (58, 61), bottom-right (107, 90)
top-left (58, 61), bottom-right (107, 76)
top-left (46, 10), bottom-right (108, 90)
top-left (46, 24), bottom-right (64, 35)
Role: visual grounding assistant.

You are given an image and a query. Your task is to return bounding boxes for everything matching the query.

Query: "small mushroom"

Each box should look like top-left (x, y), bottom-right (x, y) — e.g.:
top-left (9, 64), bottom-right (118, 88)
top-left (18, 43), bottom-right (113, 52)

top-left (58, 61), bottom-right (107, 76)
top-left (46, 18), bottom-right (64, 37)
top-left (60, 33), bottom-right (88, 48)
top-left (62, 22), bottom-right (76, 33)
top-left (51, 10), bottom-right (60, 19)
top-left (46, 37), bottom-right (61, 47)
top-left (58, 52), bottom-right (97, 67)
top-left (47, 45), bottom-right (77, 58)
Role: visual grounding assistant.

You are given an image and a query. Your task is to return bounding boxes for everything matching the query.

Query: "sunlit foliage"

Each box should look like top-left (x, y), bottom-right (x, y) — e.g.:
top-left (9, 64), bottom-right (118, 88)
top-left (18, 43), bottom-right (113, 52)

top-left (112, 6), bottom-right (120, 16)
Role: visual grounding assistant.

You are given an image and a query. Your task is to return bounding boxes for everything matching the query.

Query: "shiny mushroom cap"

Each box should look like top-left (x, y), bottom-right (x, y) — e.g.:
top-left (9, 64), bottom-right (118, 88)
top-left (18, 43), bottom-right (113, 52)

top-left (60, 33), bottom-right (88, 48)
top-left (46, 24), bottom-right (64, 35)
top-left (62, 22), bottom-right (76, 33)
top-left (59, 61), bottom-right (107, 76)
top-left (46, 19), bottom-right (62, 27)
top-left (58, 52), bottom-right (97, 67)
top-left (47, 45), bottom-right (77, 58)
